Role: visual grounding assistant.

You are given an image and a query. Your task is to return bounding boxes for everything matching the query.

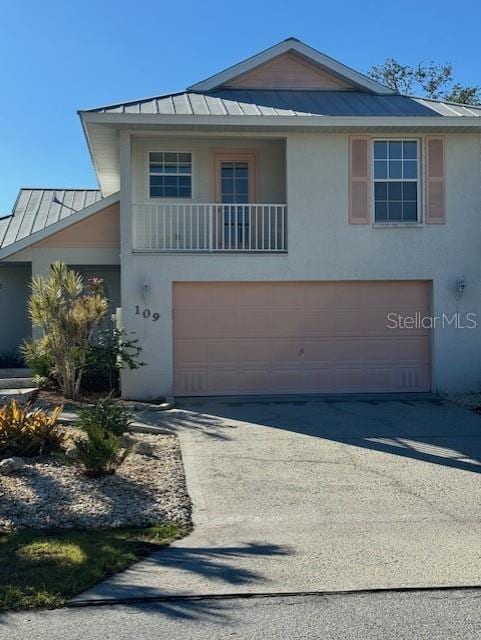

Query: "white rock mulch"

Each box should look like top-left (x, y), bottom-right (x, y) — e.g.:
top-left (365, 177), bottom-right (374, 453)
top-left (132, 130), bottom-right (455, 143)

top-left (0, 433), bottom-right (192, 532)
top-left (446, 393), bottom-right (481, 411)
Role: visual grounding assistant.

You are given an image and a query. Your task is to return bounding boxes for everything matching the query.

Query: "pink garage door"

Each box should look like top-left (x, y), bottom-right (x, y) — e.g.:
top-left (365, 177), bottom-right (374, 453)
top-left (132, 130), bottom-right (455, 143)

top-left (173, 281), bottom-right (431, 396)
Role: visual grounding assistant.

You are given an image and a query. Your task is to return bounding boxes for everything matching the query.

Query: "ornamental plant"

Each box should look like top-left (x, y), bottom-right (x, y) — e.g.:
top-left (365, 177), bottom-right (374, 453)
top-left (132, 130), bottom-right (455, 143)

top-left (0, 399), bottom-right (64, 458)
top-left (82, 328), bottom-right (145, 393)
top-left (75, 399), bottom-right (133, 478)
top-left (75, 423), bottom-right (129, 478)
top-left (77, 398), bottom-right (133, 438)
top-left (25, 263), bottom-right (109, 400)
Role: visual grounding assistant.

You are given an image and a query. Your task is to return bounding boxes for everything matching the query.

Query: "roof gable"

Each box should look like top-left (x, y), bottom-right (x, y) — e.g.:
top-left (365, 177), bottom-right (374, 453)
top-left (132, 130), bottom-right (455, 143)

top-left (33, 203), bottom-right (119, 249)
top-left (0, 189), bottom-right (119, 260)
top-left (0, 188), bottom-right (101, 250)
top-left (225, 51), bottom-right (353, 90)
top-left (188, 37), bottom-right (393, 95)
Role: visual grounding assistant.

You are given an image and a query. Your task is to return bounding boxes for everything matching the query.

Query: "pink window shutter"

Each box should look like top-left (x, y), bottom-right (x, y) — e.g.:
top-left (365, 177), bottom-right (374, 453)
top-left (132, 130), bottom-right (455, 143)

top-left (426, 137), bottom-right (446, 224)
top-left (349, 136), bottom-right (370, 224)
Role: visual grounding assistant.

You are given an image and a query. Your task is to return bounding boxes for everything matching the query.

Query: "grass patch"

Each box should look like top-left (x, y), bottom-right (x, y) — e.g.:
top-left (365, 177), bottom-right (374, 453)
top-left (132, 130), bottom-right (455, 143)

top-left (0, 522), bottom-right (187, 611)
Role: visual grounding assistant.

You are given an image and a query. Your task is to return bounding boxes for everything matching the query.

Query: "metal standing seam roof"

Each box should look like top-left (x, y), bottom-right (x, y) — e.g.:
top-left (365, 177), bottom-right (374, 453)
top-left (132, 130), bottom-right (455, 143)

top-left (0, 188), bottom-right (101, 250)
top-left (85, 90), bottom-right (481, 118)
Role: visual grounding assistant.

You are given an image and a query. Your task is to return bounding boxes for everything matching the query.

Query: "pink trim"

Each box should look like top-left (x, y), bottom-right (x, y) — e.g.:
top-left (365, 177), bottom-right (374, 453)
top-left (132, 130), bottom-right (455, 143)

top-left (425, 136), bottom-right (446, 224)
top-left (33, 203), bottom-right (120, 248)
top-left (210, 151), bottom-right (258, 251)
top-left (349, 136), bottom-right (371, 224)
top-left (211, 150), bottom-right (258, 202)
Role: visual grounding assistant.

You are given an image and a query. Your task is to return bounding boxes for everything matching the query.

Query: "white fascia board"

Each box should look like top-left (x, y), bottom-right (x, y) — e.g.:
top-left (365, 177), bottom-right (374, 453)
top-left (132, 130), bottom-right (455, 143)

top-left (187, 38), bottom-right (393, 95)
top-left (0, 192), bottom-right (120, 261)
top-left (81, 119), bottom-right (120, 197)
top-left (81, 112), bottom-right (481, 129)
top-left (79, 116), bottom-right (103, 195)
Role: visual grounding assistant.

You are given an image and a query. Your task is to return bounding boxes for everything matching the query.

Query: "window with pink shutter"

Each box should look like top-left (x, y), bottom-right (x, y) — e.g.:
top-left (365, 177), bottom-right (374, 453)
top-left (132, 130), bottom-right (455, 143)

top-left (426, 137), bottom-right (446, 224)
top-left (349, 137), bottom-right (370, 224)
top-left (373, 140), bottom-right (420, 223)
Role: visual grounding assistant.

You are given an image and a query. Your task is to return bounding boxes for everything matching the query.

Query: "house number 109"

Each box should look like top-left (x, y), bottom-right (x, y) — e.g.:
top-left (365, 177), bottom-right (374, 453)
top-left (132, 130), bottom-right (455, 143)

top-left (135, 306), bottom-right (160, 321)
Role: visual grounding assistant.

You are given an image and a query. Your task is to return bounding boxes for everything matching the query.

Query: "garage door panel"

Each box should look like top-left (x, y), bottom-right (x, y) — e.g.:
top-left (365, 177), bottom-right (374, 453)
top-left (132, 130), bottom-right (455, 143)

top-left (173, 282), bottom-right (431, 396)
top-left (173, 284), bottom-right (238, 308)
top-left (175, 340), bottom-right (209, 363)
top-left (208, 369), bottom-right (268, 395)
top-left (300, 337), bottom-right (426, 363)
top-left (268, 283), bottom-right (305, 307)
top-left (174, 310), bottom-right (235, 338)
top-left (178, 339), bottom-right (305, 365)
top-left (359, 281), bottom-right (428, 307)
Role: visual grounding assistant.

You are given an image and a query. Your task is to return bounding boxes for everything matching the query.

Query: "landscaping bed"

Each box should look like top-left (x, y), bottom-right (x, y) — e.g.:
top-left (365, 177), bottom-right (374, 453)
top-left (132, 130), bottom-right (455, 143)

top-left (35, 388), bottom-right (173, 412)
top-left (0, 421), bottom-right (192, 611)
top-left (0, 265), bottom-right (192, 610)
top-left (0, 431), bottom-right (191, 532)
top-left (446, 393), bottom-right (481, 413)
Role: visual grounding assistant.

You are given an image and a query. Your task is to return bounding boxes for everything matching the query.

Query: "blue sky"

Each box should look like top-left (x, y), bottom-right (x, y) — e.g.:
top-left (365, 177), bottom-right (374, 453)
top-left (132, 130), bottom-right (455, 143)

top-left (1, 0), bottom-right (480, 213)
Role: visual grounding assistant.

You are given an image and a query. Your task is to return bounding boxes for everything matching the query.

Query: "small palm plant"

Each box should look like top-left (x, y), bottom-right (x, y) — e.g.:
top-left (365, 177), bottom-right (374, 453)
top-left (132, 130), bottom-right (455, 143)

top-left (24, 262), bottom-right (109, 400)
top-left (75, 423), bottom-right (129, 478)
top-left (75, 399), bottom-right (133, 478)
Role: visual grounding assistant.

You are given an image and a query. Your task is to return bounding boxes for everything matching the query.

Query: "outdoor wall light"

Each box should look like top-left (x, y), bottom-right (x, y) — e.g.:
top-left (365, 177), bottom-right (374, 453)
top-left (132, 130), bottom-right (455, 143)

top-left (141, 280), bottom-right (152, 303)
top-left (456, 276), bottom-right (466, 297)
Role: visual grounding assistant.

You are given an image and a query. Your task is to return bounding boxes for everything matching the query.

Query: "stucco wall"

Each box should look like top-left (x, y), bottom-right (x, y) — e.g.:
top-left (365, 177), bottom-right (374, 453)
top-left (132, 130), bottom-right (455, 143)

top-left (131, 136), bottom-right (286, 204)
top-left (119, 132), bottom-right (481, 399)
top-left (4, 246), bottom-right (121, 340)
top-left (0, 264), bottom-right (32, 355)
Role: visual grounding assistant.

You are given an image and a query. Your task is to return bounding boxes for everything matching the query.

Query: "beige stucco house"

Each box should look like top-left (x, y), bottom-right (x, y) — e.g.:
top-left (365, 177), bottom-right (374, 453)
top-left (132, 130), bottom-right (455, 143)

top-left (1, 38), bottom-right (481, 399)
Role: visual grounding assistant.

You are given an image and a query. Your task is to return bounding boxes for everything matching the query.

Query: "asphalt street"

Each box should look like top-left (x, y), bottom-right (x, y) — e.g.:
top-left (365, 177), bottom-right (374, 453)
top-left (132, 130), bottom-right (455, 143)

top-left (4, 589), bottom-right (481, 639)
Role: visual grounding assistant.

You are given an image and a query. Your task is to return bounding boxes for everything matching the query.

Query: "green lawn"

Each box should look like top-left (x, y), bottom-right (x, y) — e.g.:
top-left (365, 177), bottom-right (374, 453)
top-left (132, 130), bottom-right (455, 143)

top-left (0, 523), bottom-right (187, 611)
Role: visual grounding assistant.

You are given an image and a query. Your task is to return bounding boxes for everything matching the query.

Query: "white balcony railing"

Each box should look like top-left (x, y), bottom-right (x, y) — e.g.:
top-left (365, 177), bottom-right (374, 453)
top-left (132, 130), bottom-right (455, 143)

top-left (133, 203), bottom-right (287, 252)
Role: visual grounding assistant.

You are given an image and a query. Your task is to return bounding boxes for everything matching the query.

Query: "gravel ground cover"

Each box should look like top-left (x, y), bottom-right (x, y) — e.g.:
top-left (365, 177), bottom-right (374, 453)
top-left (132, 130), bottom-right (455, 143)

top-left (446, 393), bottom-right (481, 411)
top-left (0, 432), bottom-right (191, 532)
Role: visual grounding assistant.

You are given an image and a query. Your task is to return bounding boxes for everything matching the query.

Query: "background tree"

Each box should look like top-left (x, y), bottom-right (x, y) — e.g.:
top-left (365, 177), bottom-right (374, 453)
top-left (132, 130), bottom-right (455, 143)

top-left (368, 59), bottom-right (480, 105)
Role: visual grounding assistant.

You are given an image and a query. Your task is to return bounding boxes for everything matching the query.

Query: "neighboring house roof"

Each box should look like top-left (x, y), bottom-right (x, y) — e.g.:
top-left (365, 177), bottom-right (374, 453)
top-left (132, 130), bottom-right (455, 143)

top-left (0, 188), bottom-right (101, 249)
top-left (187, 37), bottom-right (394, 95)
top-left (85, 89), bottom-right (481, 118)
top-left (0, 188), bottom-right (118, 259)
top-left (414, 97), bottom-right (481, 117)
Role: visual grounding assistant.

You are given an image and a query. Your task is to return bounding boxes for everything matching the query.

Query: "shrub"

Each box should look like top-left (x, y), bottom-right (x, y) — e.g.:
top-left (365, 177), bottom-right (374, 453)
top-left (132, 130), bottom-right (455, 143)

top-left (77, 399), bottom-right (133, 438)
top-left (82, 328), bottom-right (145, 393)
top-left (0, 351), bottom-right (24, 369)
top-left (0, 400), bottom-right (64, 458)
top-left (27, 262), bottom-right (109, 399)
top-left (21, 340), bottom-right (53, 379)
top-left (75, 422), bottom-right (129, 478)
top-left (75, 399), bottom-right (133, 478)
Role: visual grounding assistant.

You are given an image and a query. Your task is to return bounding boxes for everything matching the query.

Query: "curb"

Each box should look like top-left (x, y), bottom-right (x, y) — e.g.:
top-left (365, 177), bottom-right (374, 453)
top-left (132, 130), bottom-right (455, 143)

top-left (123, 398), bottom-right (176, 412)
top-left (68, 583), bottom-right (481, 608)
top-left (53, 398), bottom-right (176, 413)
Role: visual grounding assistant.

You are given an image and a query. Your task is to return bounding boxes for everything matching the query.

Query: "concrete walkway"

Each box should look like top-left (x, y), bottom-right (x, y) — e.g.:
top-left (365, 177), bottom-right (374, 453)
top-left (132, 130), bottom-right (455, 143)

top-left (74, 396), bottom-right (481, 602)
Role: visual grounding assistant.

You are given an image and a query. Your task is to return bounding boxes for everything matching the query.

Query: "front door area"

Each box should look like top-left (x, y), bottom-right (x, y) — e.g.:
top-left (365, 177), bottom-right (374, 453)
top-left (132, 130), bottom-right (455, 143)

top-left (213, 152), bottom-right (256, 250)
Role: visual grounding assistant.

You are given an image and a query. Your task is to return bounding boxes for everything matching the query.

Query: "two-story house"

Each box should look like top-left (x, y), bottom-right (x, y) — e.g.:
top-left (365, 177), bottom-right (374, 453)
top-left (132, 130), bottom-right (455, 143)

top-left (1, 38), bottom-right (481, 399)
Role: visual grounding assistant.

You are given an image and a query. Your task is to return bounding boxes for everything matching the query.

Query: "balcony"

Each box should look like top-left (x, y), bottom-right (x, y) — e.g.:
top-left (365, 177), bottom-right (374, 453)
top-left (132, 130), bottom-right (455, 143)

top-left (133, 203), bottom-right (287, 252)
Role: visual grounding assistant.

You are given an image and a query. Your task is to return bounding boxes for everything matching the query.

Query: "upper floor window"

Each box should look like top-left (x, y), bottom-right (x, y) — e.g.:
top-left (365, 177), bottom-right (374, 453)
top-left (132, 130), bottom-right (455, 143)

top-left (149, 152), bottom-right (192, 198)
top-left (374, 140), bottom-right (419, 222)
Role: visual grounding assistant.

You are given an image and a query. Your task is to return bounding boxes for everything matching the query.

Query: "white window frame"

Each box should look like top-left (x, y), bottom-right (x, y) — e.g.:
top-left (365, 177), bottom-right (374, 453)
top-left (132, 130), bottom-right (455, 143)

top-left (372, 138), bottom-right (422, 224)
top-left (148, 150), bottom-right (193, 200)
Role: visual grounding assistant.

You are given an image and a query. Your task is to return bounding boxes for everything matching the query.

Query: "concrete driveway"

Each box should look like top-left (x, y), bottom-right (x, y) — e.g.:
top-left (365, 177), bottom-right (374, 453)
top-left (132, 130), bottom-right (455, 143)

top-left (76, 396), bottom-right (481, 602)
